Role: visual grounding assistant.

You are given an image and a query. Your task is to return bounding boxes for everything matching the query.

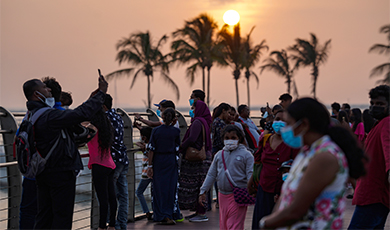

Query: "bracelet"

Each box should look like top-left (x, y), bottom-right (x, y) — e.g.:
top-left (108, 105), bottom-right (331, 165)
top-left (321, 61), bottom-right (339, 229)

top-left (148, 165), bottom-right (153, 168)
top-left (259, 217), bottom-right (266, 229)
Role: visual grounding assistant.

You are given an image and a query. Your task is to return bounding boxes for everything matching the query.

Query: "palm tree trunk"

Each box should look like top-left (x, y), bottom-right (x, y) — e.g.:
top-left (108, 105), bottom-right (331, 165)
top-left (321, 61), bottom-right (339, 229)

top-left (202, 67), bottom-right (206, 93)
top-left (235, 79), bottom-right (239, 107)
top-left (207, 67), bottom-right (211, 106)
top-left (312, 65), bottom-right (318, 99)
top-left (147, 74), bottom-right (151, 108)
top-left (287, 76), bottom-right (291, 94)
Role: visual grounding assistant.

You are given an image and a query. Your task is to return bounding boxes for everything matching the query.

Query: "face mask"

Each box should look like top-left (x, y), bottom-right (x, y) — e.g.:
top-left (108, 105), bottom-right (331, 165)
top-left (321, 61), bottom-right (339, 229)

top-left (36, 91), bottom-right (55, 108)
top-left (280, 120), bottom-right (306, 148)
top-left (156, 109), bottom-right (161, 118)
top-left (189, 109), bottom-right (195, 118)
top-left (272, 121), bottom-right (286, 134)
top-left (223, 139), bottom-right (239, 151)
top-left (263, 111), bottom-right (269, 119)
top-left (282, 173), bottom-right (289, 181)
top-left (369, 106), bottom-right (388, 120)
top-left (189, 99), bottom-right (194, 106)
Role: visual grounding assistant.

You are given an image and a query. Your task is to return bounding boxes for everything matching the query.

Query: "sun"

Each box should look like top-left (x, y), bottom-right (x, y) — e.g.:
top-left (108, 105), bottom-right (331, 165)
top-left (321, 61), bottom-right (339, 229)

top-left (223, 10), bottom-right (240, 26)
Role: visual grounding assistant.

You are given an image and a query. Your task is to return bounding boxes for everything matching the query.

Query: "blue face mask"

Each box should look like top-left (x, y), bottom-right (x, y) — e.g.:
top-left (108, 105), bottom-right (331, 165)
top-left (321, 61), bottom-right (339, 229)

top-left (189, 109), bottom-right (195, 118)
top-left (280, 120), bottom-right (305, 148)
top-left (156, 109), bottom-right (161, 118)
top-left (282, 173), bottom-right (289, 181)
top-left (189, 99), bottom-right (194, 106)
top-left (272, 121), bottom-right (286, 134)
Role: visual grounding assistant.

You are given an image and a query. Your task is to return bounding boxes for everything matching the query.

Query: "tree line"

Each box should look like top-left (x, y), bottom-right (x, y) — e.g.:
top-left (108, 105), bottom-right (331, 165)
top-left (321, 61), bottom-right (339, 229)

top-left (106, 13), bottom-right (388, 108)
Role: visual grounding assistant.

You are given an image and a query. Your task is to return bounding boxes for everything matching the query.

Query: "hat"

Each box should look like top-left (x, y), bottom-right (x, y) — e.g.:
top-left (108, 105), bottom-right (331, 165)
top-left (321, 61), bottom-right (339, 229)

top-left (278, 159), bottom-right (293, 171)
top-left (154, 99), bottom-right (166, 108)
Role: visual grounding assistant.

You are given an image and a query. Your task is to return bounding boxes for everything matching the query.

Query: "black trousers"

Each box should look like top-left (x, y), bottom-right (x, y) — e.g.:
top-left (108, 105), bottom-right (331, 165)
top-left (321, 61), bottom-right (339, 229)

top-left (251, 185), bottom-right (276, 230)
top-left (92, 164), bottom-right (117, 228)
top-left (34, 170), bottom-right (76, 229)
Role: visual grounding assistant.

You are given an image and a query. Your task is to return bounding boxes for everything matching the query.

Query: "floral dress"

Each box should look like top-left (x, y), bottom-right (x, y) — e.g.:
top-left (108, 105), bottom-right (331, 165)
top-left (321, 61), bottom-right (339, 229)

top-left (277, 135), bottom-right (349, 230)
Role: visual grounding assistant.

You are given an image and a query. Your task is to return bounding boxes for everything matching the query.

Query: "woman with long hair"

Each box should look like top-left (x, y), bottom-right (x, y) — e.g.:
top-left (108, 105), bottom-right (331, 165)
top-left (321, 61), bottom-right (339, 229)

top-left (260, 98), bottom-right (366, 230)
top-left (350, 108), bottom-right (365, 143)
top-left (337, 110), bottom-right (350, 129)
top-left (146, 108), bottom-right (181, 225)
top-left (178, 100), bottom-right (213, 222)
top-left (88, 109), bottom-right (116, 230)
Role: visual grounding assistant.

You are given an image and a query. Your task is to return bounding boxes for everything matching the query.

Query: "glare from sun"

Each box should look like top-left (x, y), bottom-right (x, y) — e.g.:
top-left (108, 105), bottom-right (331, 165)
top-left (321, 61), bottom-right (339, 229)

top-left (223, 10), bottom-right (240, 26)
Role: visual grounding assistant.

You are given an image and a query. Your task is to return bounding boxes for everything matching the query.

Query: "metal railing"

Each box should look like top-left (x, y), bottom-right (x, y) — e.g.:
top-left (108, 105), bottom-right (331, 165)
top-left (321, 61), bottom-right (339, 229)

top-left (0, 106), bottom-right (192, 229)
top-left (0, 106), bottom-right (262, 229)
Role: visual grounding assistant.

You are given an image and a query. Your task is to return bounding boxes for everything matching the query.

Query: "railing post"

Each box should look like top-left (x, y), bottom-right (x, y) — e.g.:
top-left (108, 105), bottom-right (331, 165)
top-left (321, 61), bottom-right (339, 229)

top-left (116, 108), bottom-right (135, 222)
top-left (146, 108), bottom-right (159, 122)
top-left (0, 107), bottom-right (21, 229)
top-left (176, 110), bottom-right (188, 141)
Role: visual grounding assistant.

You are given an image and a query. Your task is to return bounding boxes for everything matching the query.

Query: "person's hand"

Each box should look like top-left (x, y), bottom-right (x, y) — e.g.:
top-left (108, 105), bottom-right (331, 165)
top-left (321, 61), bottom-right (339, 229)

top-left (274, 194), bottom-right (279, 203)
top-left (134, 113), bottom-right (142, 120)
top-left (135, 142), bottom-right (146, 151)
top-left (266, 103), bottom-right (272, 116)
top-left (98, 74), bottom-right (108, 94)
top-left (247, 176), bottom-right (257, 197)
top-left (198, 193), bottom-right (206, 207)
top-left (147, 167), bottom-right (153, 179)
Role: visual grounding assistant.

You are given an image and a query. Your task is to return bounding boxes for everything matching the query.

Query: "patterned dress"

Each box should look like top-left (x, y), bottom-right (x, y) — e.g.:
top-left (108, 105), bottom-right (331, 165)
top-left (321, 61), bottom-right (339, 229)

top-left (277, 135), bottom-right (349, 230)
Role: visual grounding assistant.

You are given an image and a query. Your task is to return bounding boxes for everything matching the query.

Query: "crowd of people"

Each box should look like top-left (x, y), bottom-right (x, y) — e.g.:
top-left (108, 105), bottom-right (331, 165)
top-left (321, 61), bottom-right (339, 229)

top-left (18, 72), bottom-right (389, 230)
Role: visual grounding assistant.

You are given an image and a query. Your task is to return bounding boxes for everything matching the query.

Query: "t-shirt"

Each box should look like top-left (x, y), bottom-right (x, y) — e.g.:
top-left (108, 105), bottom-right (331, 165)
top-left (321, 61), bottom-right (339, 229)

top-left (87, 132), bottom-right (116, 170)
top-left (353, 116), bottom-right (390, 208)
top-left (160, 120), bottom-right (180, 129)
top-left (354, 122), bottom-right (365, 143)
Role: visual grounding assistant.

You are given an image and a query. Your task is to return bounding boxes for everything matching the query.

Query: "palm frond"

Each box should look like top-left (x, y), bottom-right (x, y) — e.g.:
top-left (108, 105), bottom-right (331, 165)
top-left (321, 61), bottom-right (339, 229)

top-left (105, 68), bottom-right (135, 81)
top-left (370, 62), bottom-right (390, 77)
top-left (160, 71), bottom-right (180, 100)
top-left (129, 68), bottom-right (144, 89)
top-left (369, 44), bottom-right (390, 55)
top-left (250, 70), bottom-right (260, 88)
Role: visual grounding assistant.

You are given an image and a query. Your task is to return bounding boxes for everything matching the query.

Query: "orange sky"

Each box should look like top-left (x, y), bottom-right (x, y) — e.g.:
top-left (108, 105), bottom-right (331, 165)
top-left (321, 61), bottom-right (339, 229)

top-left (1, 0), bottom-right (389, 112)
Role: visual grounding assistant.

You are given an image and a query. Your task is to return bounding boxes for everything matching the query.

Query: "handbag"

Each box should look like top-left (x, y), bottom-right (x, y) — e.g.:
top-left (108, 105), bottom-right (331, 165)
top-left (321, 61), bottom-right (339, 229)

top-left (221, 150), bottom-right (256, 206)
top-left (185, 124), bottom-right (206, 162)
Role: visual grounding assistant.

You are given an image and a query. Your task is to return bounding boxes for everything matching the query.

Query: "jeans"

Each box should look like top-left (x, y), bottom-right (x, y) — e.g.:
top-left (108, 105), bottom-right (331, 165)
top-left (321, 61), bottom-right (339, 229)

top-left (136, 178), bottom-right (152, 213)
top-left (348, 203), bottom-right (390, 229)
top-left (19, 177), bottom-right (37, 229)
top-left (112, 163), bottom-right (129, 230)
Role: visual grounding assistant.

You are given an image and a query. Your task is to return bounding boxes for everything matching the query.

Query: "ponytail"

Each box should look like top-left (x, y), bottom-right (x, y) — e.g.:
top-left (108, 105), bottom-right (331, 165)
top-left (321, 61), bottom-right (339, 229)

top-left (327, 126), bottom-right (367, 179)
top-left (162, 108), bottom-right (176, 126)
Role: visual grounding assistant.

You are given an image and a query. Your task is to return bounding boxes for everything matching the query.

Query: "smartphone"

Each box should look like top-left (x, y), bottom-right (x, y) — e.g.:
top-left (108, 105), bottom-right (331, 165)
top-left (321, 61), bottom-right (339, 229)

top-left (98, 69), bottom-right (103, 77)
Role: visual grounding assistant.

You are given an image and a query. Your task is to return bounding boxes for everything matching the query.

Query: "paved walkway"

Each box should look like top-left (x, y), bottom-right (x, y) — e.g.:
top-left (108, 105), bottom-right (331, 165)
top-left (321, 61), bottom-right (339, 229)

top-left (126, 197), bottom-right (390, 229)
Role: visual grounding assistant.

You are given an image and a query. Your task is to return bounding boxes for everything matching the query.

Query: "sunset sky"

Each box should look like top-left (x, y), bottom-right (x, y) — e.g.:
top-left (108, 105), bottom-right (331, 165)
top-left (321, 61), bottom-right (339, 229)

top-left (1, 0), bottom-right (389, 112)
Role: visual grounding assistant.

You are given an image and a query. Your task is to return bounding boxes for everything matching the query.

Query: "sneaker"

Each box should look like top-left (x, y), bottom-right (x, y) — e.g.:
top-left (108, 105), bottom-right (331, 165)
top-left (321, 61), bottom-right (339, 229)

top-left (175, 214), bottom-right (184, 222)
top-left (189, 215), bottom-right (209, 222)
top-left (185, 213), bottom-right (197, 220)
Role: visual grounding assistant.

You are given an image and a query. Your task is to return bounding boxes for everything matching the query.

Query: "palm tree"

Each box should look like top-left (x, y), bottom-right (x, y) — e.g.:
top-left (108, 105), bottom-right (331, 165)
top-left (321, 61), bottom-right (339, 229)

top-left (106, 31), bottom-right (179, 108)
top-left (219, 23), bottom-right (244, 107)
top-left (242, 27), bottom-right (268, 107)
top-left (171, 13), bottom-right (223, 105)
top-left (369, 24), bottom-right (390, 85)
top-left (289, 33), bottom-right (331, 98)
top-left (260, 49), bottom-right (299, 97)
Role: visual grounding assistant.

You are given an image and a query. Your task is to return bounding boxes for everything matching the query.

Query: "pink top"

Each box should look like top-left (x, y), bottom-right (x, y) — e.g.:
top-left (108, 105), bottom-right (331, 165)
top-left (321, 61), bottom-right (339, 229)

top-left (354, 122), bottom-right (365, 143)
top-left (87, 133), bottom-right (116, 170)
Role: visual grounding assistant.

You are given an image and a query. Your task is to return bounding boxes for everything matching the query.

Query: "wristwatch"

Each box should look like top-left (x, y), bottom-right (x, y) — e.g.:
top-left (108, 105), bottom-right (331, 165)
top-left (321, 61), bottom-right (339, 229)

top-left (259, 218), bottom-right (266, 229)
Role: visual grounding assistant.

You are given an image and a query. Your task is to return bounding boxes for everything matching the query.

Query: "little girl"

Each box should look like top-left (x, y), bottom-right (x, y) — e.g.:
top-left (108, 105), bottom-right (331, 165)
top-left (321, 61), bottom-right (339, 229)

top-left (199, 125), bottom-right (254, 230)
top-left (88, 109), bottom-right (116, 230)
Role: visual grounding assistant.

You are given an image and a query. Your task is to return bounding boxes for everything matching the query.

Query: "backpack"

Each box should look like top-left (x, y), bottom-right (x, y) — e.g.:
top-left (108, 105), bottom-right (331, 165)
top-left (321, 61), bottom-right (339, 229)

top-left (15, 107), bottom-right (61, 178)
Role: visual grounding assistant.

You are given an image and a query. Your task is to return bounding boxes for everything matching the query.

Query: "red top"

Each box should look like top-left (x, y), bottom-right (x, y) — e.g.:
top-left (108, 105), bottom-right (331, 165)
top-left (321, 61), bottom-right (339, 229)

top-left (353, 116), bottom-right (390, 208)
top-left (87, 132), bottom-right (116, 170)
top-left (258, 136), bottom-right (299, 194)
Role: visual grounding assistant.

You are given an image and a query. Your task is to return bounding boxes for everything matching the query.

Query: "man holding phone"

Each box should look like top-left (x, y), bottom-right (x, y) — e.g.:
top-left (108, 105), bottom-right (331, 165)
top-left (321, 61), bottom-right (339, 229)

top-left (22, 71), bottom-right (108, 229)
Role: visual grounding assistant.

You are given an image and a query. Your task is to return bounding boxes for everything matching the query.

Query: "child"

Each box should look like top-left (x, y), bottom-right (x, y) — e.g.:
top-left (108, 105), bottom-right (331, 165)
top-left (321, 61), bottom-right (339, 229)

top-left (199, 125), bottom-right (254, 230)
top-left (135, 127), bottom-right (153, 220)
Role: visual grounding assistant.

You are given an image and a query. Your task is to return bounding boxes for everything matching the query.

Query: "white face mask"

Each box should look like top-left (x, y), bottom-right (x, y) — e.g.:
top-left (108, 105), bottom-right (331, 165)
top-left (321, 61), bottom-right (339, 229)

top-left (223, 139), bottom-right (239, 151)
top-left (36, 91), bottom-right (55, 108)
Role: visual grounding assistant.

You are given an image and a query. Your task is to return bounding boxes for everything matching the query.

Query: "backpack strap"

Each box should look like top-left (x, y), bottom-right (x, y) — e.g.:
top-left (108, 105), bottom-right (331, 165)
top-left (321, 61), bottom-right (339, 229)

top-left (30, 107), bottom-right (52, 124)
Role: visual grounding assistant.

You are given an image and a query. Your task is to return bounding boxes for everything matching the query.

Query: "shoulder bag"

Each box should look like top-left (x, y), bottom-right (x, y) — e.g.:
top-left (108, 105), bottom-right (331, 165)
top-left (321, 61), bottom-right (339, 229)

top-left (185, 124), bottom-right (206, 162)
